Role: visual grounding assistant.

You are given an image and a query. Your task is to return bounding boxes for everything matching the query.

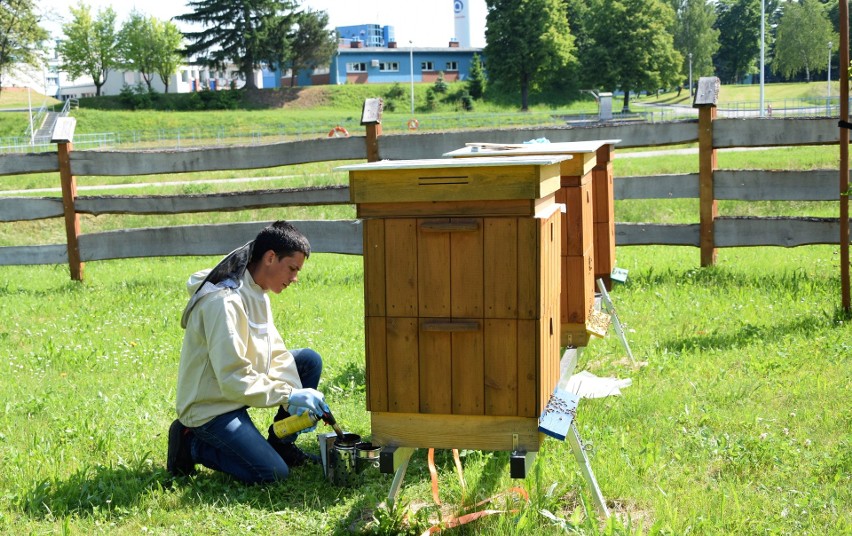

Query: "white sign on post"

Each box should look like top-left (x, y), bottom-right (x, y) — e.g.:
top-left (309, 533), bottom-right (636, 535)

top-left (51, 117), bottom-right (77, 143)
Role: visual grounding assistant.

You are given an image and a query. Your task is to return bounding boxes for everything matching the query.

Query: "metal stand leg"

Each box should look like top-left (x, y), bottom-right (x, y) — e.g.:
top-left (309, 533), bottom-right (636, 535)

top-left (567, 423), bottom-right (610, 518)
top-left (382, 447), bottom-right (416, 506)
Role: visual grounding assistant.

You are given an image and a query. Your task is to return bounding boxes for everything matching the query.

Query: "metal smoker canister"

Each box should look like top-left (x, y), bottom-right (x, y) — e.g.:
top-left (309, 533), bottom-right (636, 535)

top-left (354, 442), bottom-right (381, 473)
top-left (329, 433), bottom-right (360, 487)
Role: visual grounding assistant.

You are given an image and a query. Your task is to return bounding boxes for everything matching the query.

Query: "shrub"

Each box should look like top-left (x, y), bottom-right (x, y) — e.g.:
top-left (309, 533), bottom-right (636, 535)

top-left (433, 72), bottom-right (448, 94)
top-left (425, 88), bottom-right (437, 111)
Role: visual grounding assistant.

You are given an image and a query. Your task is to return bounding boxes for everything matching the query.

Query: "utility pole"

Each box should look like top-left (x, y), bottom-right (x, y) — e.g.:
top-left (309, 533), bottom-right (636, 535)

top-left (759, 0), bottom-right (765, 117)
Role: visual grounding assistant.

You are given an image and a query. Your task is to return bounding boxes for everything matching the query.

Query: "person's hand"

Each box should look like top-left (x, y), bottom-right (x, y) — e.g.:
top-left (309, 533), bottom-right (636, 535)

top-left (287, 387), bottom-right (329, 417)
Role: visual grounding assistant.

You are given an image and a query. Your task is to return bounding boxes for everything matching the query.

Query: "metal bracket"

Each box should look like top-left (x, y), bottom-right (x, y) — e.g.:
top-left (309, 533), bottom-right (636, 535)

top-left (380, 447), bottom-right (416, 506)
top-left (567, 423), bottom-right (610, 518)
top-left (597, 278), bottom-right (635, 364)
top-left (509, 449), bottom-right (537, 478)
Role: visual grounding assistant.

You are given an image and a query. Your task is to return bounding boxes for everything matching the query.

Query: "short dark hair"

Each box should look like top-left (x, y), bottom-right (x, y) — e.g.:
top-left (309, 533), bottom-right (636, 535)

top-left (250, 221), bottom-right (311, 263)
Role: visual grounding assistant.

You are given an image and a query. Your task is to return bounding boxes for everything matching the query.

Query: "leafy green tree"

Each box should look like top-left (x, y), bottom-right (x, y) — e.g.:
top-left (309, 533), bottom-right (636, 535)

top-left (773, 0), bottom-right (836, 81)
top-left (152, 20), bottom-right (184, 93)
top-left (467, 52), bottom-right (486, 99)
top-left (118, 11), bottom-right (159, 91)
top-left (713, 0), bottom-right (762, 83)
top-left (0, 0), bottom-right (48, 98)
top-left (670, 0), bottom-right (720, 91)
top-left (176, 0), bottom-right (299, 90)
top-left (285, 8), bottom-right (335, 87)
top-left (484, 0), bottom-right (575, 110)
top-left (583, 0), bottom-right (681, 112)
top-left (59, 2), bottom-right (120, 96)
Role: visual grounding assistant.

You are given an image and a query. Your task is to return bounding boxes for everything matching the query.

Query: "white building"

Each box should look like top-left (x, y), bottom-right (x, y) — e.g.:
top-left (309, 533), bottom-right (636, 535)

top-left (5, 40), bottom-right (263, 100)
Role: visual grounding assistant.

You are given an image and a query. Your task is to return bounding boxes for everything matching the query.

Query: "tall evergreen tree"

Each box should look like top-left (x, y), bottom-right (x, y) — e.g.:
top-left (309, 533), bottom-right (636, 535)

top-left (176, 0), bottom-right (298, 90)
top-left (0, 0), bottom-right (48, 98)
top-left (773, 0), bottom-right (836, 81)
top-left (285, 8), bottom-right (335, 87)
top-left (59, 3), bottom-right (120, 97)
top-left (670, 0), bottom-right (720, 91)
top-left (467, 53), bottom-right (486, 99)
top-left (583, 0), bottom-right (681, 112)
top-left (484, 0), bottom-right (575, 110)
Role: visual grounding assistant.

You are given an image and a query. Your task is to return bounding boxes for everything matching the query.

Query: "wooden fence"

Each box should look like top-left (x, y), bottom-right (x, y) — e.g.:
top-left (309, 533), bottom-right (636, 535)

top-left (0, 85), bottom-right (849, 284)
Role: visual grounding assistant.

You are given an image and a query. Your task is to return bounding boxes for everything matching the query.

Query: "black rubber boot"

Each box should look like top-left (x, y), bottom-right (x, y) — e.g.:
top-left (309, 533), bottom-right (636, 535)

top-left (167, 420), bottom-right (197, 477)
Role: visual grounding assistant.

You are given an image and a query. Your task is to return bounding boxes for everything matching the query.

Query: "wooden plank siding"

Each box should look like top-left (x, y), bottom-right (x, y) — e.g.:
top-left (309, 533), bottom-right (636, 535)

top-left (67, 138), bottom-right (365, 176)
top-left (77, 220), bottom-right (363, 261)
top-left (74, 186), bottom-right (351, 215)
top-left (0, 152), bottom-right (59, 176)
top-left (0, 197), bottom-right (64, 221)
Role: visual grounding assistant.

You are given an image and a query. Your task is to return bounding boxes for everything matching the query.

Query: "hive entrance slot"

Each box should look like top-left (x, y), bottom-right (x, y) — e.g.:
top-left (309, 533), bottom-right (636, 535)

top-left (418, 175), bottom-right (470, 186)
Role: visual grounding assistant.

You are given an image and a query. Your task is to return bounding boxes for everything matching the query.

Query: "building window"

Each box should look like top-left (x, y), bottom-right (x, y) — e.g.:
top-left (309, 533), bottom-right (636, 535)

top-left (379, 62), bottom-right (399, 72)
top-left (445, 61), bottom-right (458, 71)
top-left (346, 62), bottom-right (368, 73)
top-left (421, 61), bottom-right (434, 71)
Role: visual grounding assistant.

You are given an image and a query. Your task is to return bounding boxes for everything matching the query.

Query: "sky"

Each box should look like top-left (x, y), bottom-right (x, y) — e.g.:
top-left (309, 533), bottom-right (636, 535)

top-left (38, 0), bottom-right (488, 48)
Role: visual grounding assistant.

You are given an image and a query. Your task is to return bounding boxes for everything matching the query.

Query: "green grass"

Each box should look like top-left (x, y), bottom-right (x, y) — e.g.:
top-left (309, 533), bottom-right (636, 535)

top-left (0, 81), bottom-right (849, 534)
top-left (0, 244), bottom-right (848, 535)
top-left (634, 81), bottom-right (836, 107)
top-left (1, 80), bottom-right (835, 140)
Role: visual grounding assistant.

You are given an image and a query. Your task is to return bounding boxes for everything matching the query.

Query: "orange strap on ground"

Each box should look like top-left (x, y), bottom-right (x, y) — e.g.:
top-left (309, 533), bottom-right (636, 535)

top-left (424, 448), bottom-right (529, 535)
top-left (428, 448), bottom-right (441, 505)
top-left (452, 449), bottom-right (466, 495)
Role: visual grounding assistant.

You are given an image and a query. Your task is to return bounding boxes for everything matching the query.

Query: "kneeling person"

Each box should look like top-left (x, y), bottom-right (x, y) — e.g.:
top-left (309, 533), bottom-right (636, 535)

top-left (168, 221), bottom-right (326, 483)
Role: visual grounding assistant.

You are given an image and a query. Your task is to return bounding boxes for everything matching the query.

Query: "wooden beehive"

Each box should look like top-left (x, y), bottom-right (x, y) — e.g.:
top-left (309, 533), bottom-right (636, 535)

top-left (444, 141), bottom-right (619, 347)
top-left (339, 156), bottom-right (565, 453)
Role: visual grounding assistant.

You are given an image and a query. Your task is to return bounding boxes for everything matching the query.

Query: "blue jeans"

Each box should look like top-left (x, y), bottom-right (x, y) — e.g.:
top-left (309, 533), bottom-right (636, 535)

top-left (189, 348), bottom-right (322, 484)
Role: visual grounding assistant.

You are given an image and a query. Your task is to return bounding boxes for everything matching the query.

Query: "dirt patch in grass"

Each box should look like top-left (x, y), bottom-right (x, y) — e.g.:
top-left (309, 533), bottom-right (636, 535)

top-left (242, 87), bottom-right (331, 109)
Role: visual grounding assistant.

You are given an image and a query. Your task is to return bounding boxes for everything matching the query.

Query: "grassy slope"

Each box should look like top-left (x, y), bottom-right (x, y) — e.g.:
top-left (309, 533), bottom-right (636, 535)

top-left (0, 81), bottom-right (833, 138)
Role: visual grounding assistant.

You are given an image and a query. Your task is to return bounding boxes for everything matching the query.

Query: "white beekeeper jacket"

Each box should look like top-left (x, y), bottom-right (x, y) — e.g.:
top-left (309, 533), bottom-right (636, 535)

top-left (176, 267), bottom-right (302, 427)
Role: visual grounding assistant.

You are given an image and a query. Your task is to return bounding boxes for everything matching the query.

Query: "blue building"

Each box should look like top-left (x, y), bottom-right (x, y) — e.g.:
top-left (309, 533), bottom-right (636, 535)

top-left (263, 23), bottom-right (483, 88)
top-left (336, 24), bottom-right (395, 48)
top-left (328, 43), bottom-right (482, 86)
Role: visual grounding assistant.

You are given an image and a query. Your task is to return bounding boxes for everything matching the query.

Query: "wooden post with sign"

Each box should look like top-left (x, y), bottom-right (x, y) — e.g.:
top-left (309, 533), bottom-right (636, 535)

top-left (52, 117), bottom-right (83, 281)
top-left (694, 77), bottom-right (720, 267)
top-left (362, 98), bottom-right (383, 163)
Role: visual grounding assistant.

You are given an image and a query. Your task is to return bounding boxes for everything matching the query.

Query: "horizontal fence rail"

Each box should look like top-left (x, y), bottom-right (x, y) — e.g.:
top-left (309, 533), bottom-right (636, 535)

top-left (0, 100), bottom-right (848, 277)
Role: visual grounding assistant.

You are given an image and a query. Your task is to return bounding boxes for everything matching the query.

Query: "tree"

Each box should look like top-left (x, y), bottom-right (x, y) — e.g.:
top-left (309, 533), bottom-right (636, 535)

top-left (467, 53), bottom-right (486, 99)
top-left (176, 0), bottom-right (299, 90)
top-left (773, 0), bottom-right (836, 81)
top-left (582, 0), bottom-right (682, 112)
top-left (484, 0), bottom-right (575, 110)
top-left (670, 0), bottom-right (720, 91)
top-left (118, 11), bottom-right (158, 91)
top-left (285, 8), bottom-right (335, 88)
top-left (713, 0), bottom-right (762, 84)
top-left (0, 0), bottom-right (49, 98)
top-left (59, 2), bottom-right (120, 97)
top-left (152, 20), bottom-right (184, 93)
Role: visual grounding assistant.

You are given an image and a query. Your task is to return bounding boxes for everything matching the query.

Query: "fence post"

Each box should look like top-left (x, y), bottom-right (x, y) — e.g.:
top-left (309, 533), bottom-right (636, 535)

top-left (361, 98), bottom-right (384, 163)
top-left (694, 77), bottom-right (720, 267)
top-left (52, 118), bottom-right (84, 281)
top-left (840, 0), bottom-right (850, 312)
